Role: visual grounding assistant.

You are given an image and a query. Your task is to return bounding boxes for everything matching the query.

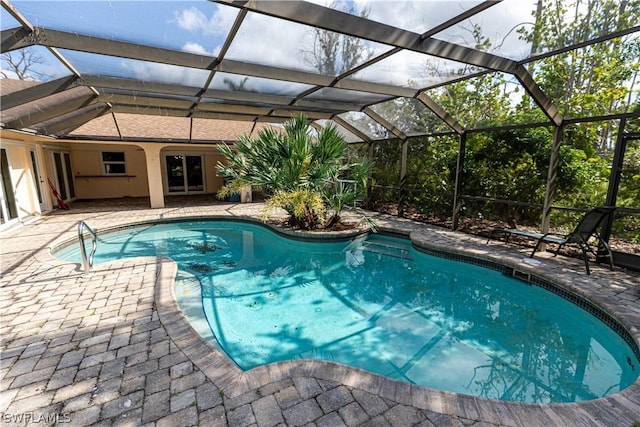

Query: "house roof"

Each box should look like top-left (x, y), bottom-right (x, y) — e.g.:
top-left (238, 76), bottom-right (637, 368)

top-left (0, 78), bottom-right (38, 93)
top-left (68, 113), bottom-right (278, 143)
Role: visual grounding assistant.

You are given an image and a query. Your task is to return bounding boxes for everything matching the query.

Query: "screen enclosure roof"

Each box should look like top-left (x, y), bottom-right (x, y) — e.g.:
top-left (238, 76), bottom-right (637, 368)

top-left (1, 0), bottom-right (639, 144)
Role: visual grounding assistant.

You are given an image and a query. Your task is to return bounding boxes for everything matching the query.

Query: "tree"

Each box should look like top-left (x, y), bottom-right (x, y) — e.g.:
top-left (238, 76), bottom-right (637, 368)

top-left (436, 1), bottom-right (638, 225)
top-left (222, 76), bottom-right (255, 92)
top-left (216, 114), bottom-right (369, 230)
top-left (425, 23), bottom-right (517, 129)
top-left (404, 135), bottom-right (459, 217)
top-left (371, 98), bottom-right (449, 136)
top-left (518, 0), bottom-right (640, 151)
top-left (302, 1), bottom-right (374, 75)
top-left (369, 139), bottom-right (401, 205)
top-left (385, 23), bottom-right (523, 220)
top-left (460, 128), bottom-right (551, 222)
top-left (1, 47), bottom-right (51, 81)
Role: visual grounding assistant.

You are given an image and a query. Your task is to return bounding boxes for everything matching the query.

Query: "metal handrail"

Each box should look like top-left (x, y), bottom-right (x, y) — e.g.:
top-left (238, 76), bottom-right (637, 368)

top-left (78, 221), bottom-right (97, 273)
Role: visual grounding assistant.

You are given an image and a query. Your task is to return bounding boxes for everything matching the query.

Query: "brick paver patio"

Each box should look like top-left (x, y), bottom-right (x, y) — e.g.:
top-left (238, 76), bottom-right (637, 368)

top-left (1, 197), bottom-right (639, 426)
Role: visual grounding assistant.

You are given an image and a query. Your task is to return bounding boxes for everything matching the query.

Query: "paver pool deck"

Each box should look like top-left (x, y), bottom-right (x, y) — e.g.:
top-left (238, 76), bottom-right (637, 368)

top-left (1, 197), bottom-right (639, 427)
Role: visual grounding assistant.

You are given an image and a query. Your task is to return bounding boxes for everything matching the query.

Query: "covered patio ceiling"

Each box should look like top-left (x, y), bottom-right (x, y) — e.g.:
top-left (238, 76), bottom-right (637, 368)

top-left (1, 0), bottom-right (639, 144)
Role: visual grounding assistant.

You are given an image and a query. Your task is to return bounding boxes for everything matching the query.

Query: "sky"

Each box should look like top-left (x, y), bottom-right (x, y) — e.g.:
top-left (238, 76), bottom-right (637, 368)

top-left (6, 0), bottom-right (636, 118)
top-left (1, 0), bottom-right (538, 90)
top-left (3, 0), bottom-right (637, 134)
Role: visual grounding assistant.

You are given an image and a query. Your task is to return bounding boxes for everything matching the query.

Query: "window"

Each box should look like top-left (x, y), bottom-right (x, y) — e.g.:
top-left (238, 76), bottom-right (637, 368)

top-left (164, 154), bottom-right (204, 193)
top-left (101, 152), bottom-right (126, 175)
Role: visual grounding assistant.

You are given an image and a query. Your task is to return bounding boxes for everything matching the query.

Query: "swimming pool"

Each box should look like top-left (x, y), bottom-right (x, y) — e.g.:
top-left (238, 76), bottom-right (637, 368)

top-left (54, 219), bottom-right (640, 404)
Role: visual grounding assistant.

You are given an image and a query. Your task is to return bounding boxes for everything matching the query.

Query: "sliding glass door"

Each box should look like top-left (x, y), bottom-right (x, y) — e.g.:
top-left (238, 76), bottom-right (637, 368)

top-left (0, 149), bottom-right (18, 225)
top-left (164, 154), bottom-right (204, 194)
top-left (29, 149), bottom-right (46, 211)
top-left (52, 151), bottom-right (75, 203)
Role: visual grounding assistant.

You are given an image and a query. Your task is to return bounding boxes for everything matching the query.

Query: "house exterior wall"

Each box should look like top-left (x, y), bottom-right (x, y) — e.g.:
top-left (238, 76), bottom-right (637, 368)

top-left (0, 129), bottom-right (234, 229)
top-left (205, 152), bottom-right (226, 194)
top-left (0, 133), bottom-right (52, 229)
top-left (0, 129), bottom-right (230, 220)
top-left (61, 142), bottom-right (227, 200)
top-left (1, 142), bottom-right (37, 213)
top-left (71, 144), bottom-right (150, 199)
top-left (65, 141), bottom-right (228, 207)
top-left (160, 145), bottom-right (226, 195)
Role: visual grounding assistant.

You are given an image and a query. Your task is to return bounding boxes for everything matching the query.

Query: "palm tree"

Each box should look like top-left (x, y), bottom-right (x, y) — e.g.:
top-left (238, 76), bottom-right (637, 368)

top-left (216, 114), bottom-right (369, 230)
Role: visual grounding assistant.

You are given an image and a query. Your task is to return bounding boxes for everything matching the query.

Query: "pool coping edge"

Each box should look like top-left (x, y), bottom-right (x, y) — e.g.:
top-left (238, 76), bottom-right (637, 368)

top-left (143, 216), bottom-right (640, 425)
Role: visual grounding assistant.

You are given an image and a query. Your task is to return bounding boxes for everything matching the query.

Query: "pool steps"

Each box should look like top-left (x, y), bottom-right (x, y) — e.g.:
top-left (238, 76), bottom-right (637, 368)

top-left (359, 239), bottom-right (413, 260)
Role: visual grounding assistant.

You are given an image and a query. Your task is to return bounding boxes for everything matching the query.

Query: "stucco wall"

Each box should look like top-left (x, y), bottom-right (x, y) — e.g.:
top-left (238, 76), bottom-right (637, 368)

top-left (0, 129), bottom-right (231, 216)
top-left (1, 143), bottom-right (38, 216)
top-left (204, 152), bottom-right (226, 194)
top-left (160, 146), bottom-right (226, 196)
top-left (71, 144), bottom-right (150, 199)
top-left (71, 144), bottom-right (227, 199)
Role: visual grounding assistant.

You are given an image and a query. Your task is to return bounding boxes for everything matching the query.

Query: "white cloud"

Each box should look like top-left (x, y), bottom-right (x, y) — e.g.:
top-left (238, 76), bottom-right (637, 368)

top-left (173, 5), bottom-right (237, 36)
top-left (305, 1), bottom-right (484, 33)
top-left (166, 1), bottom-right (534, 92)
top-left (182, 42), bottom-right (210, 56)
top-left (222, 11), bottom-right (390, 74)
top-left (222, 13), bottom-right (311, 71)
top-left (173, 5), bottom-right (237, 57)
top-left (286, 1), bottom-right (534, 59)
top-left (429, 2), bottom-right (534, 59)
top-left (122, 60), bottom-right (210, 87)
top-left (175, 7), bottom-right (208, 32)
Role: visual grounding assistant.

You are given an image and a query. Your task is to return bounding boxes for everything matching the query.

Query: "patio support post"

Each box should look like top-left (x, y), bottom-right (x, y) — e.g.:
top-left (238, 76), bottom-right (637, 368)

top-left (141, 144), bottom-right (165, 208)
top-left (366, 142), bottom-right (374, 209)
top-left (540, 124), bottom-right (564, 242)
top-left (398, 139), bottom-right (408, 217)
top-left (599, 118), bottom-right (627, 262)
top-left (452, 132), bottom-right (467, 230)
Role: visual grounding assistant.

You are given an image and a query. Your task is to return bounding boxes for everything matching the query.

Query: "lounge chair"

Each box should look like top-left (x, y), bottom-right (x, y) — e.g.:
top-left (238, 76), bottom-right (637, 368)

top-left (491, 206), bottom-right (617, 275)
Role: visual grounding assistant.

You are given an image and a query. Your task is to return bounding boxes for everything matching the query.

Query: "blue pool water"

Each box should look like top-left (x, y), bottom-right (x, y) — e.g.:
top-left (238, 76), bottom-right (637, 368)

top-left (55, 220), bottom-right (639, 403)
